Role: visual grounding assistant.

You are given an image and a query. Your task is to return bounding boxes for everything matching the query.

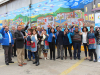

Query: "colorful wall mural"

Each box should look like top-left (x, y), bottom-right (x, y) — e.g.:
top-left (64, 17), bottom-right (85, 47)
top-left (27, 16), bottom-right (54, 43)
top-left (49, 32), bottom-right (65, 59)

top-left (0, 0), bottom-right (93, 29)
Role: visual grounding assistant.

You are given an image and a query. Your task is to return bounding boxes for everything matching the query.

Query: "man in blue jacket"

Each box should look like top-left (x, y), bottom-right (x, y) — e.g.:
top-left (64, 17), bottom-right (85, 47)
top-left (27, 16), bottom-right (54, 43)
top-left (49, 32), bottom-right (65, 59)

top-left (0, 25), bottom-right (14, 65)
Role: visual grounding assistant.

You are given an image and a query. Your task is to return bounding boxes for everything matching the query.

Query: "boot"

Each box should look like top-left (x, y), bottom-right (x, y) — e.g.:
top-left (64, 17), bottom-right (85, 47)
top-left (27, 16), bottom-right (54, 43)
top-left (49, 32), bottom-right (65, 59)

top-left (94, 52), bottom-right (97, 62)
top-left (36, 54), bottom-right (40, 66)
top-left (33, 60), bottom-right (36, 64)
top-left (89, 54), bottom-right (93, 61)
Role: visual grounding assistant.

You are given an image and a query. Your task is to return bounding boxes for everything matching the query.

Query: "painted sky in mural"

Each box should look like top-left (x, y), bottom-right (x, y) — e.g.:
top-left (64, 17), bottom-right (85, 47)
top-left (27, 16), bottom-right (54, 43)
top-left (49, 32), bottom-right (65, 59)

top-left (0, 0), bottom-right (93, 20)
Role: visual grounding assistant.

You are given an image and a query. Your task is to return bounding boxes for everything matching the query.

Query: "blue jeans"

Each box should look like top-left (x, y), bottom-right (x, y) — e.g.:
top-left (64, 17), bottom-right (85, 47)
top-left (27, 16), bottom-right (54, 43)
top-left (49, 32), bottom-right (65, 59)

top-left (73, 43), bottom-right (81, 59)
top-left (28, 50), bottom-right (35, 59)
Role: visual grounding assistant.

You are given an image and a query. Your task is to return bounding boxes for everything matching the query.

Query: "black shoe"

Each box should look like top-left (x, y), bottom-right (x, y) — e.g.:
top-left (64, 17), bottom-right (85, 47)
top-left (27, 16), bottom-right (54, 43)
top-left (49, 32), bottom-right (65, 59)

top-left (61, 57), bottom-right (63, 60)
top-left (14, 55), bottom-right (17, 57)
top-left (94, 60), bottom-right (97, 62)
top-left (6, 63), bottom-right (9, 65)
top-left (9, 61), bottom-right (14, 63)
top-left (33, 61), bottom-right (36, 64)
top-left (50, 58), bottom-right (52, 60)
top-left (12, 55), bottom-right (14, 57)
top-left (78, 58), bottom-right (81, 60)
top-left (56, 57), bottom-right (60, 59)
top-left (65, 56), bottom-right (67, 60)
top-left (53, 58), bottom-right (55, 61)
top-left (36, 62), bottom-right (40, 66)
top-left (70, 57), bottom-right (72, 60)
top-left (74, 58), bottom-right (76, 60)
top-left (89, 59), bottom-right (93, 61)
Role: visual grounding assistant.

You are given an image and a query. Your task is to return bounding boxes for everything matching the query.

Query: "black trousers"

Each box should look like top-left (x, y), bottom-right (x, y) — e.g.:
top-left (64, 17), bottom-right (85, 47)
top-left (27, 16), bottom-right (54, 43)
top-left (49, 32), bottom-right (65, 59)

top-left (49, 42), bottom-right (55, 59)
top-left (3, 44), bottom-right (12, 63)
top-left (25, 43), bottom-right (27, 59)
top-left (25, 49), bottom-right (27, 59)
top-left (34, 46), bottom-right (39, 63)
top-left (83, 43), bottom-right (88, 57)
top-left (12, 42), bottom-right (16, 56)
top-left (90, 49), bottom-right (97, 60)
top-left (64, 45), bottom-right (72, 57)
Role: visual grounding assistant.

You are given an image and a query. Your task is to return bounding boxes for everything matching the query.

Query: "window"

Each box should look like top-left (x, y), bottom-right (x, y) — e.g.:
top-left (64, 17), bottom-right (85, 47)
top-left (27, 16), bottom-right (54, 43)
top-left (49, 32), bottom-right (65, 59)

top-left (86, 7), bottom-right (87, 12)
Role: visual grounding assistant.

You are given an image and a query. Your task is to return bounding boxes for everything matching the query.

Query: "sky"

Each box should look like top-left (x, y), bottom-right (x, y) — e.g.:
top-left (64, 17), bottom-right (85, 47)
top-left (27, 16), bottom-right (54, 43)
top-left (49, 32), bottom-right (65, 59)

top-left (0, 0), bottom-right (93, 20)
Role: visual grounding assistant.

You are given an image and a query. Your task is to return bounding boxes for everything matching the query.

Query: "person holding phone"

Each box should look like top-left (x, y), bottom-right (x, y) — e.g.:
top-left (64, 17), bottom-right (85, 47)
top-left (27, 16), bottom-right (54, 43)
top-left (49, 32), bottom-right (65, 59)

top-left (48, 28), bottom-right (57, 60)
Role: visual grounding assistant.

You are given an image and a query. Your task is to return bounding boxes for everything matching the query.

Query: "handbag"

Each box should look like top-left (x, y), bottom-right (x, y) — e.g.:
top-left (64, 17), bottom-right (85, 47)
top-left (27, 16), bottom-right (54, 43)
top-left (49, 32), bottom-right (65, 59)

top-left (31, 42), bottom-right (35, 48)
top-left (45, 41), bottom-right (49, 46)
top-left (27, 41), bottom-right (31, 46)
top-left (89, 38), bottom-right (95, 44)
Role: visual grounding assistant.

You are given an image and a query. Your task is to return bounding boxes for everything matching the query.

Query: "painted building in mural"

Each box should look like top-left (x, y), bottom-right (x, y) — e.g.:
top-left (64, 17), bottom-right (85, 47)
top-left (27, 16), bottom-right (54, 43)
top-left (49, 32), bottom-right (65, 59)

top-left (84, 0), bottom-right (100, 27)
top-left (0, 0), bottom-right (94, 29)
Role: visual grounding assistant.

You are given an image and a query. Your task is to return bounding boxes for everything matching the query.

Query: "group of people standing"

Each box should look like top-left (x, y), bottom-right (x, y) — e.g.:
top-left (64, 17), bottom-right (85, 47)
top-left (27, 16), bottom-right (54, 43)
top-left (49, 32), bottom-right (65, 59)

top-left (0, 22), bottom-right (99, 67)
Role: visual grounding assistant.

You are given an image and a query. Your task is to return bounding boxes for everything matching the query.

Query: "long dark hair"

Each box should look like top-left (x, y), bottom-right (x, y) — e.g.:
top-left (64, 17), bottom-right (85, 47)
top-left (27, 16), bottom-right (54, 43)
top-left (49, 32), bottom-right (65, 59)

top-left (82, 27), bottom-right (88, 32)
top-left (64, 27), bottom-right (69, 32)
top-left (28, 28), bottom-right (33, 34)
top-left (32, 29), bottom-right (37, 35)
top-left (50, 28), bottom-right (55, 33)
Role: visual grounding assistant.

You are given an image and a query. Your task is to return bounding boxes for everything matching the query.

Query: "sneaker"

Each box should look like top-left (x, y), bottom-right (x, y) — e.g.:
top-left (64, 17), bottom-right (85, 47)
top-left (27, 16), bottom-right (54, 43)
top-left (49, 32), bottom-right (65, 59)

top-left (44, 57), bottom-right (46, 60)
top-left (46, 57), bottom-right (49, 60)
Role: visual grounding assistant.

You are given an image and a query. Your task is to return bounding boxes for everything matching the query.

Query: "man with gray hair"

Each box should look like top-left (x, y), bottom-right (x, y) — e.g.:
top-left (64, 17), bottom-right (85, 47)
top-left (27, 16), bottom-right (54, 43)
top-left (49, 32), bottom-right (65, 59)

top-left (11, 26), bottom-right (17, 57)
top-left (15, 25), bottom-right (27, 66)
top-left (37, 26), bottom-right (42, 59)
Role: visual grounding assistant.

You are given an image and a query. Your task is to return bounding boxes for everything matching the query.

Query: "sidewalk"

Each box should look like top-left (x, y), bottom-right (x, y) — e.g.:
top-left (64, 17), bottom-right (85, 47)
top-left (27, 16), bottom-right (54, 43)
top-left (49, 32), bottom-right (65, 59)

top-left (0, 49), bottom-right (100, 75)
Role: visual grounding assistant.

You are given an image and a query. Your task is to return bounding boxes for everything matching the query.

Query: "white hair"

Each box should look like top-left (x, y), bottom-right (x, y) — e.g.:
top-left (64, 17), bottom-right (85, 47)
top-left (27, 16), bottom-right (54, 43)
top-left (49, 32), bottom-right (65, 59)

top-left (37, 26), bottom-right (40, 28)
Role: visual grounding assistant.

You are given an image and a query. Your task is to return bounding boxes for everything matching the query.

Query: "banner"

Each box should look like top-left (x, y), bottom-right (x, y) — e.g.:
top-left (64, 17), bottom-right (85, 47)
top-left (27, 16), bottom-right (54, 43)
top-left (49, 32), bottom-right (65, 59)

top-left (95, 13), bottom-right (100, 27)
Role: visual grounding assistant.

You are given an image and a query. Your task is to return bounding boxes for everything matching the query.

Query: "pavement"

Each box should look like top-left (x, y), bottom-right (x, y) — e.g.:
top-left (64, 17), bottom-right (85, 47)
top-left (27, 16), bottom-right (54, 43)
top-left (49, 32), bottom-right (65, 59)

top-left (0, 48), bottom-right (100, 75)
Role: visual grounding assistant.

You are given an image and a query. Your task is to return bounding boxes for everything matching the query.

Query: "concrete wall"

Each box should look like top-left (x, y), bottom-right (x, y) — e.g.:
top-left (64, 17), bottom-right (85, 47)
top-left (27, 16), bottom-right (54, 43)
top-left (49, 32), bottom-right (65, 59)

top-left (0, 0), bottom-right (45, 15)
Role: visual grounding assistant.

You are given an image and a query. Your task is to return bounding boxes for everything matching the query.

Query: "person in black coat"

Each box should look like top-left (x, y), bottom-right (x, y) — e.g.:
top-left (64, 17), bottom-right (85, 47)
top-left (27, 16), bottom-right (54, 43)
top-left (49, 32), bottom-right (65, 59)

top-left (21, 22), bottom-right (29, 59)
top-left (15, 22), bottom-right (29, 66)
top-left (56, 26), bottom-right (64, 60)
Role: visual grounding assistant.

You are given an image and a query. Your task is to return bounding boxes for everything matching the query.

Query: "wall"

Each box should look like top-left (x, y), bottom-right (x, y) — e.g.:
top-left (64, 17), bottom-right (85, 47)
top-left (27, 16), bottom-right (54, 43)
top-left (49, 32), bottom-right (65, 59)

top-left (84, 0), bottom-right (100, 27)
top-left (0, 0), bottom-right (93, 29)
top-left (0, 0), bottom-right (45, 14)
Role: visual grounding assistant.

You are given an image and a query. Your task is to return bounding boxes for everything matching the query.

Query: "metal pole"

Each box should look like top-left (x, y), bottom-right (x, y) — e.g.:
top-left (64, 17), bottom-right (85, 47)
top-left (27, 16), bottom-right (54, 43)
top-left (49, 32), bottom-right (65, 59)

top-left (29, 0), bottom-right (32, 27)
